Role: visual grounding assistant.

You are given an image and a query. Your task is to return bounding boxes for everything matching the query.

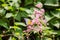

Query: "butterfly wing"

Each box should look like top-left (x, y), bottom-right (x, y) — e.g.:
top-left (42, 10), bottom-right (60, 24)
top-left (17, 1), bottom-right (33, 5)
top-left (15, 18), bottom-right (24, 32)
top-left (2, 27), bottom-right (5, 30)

top-left (24, 18), bottom-right (31, 25)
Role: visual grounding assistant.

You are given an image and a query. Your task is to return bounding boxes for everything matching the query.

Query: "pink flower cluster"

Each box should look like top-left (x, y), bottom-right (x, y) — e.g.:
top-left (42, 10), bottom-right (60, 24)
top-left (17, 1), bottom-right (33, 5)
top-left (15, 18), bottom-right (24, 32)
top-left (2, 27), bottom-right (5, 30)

top-left (24, 3), bottom-right (46, 33)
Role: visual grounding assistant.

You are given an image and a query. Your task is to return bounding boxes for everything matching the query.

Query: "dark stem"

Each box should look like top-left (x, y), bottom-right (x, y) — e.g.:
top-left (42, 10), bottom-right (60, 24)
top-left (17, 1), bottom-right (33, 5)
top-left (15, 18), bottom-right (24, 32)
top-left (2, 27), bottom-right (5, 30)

top-left (39, 32), bottom-right (43, 40)
top-left (41, 35), bottom-right (43, 40)
top-left (20, 0), bottom-right (25, 7)
top-left (53, 35), bottom-right (55, 40)
top-left (9, 17), bottom-right (14, 26)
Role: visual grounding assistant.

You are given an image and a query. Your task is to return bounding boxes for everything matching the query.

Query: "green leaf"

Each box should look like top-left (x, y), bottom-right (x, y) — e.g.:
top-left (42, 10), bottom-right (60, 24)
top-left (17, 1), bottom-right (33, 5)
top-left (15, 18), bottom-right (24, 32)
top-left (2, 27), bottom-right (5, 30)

top-left (50, 19), bottom-right (59, 28)
top-left (45, 12), bottom-right (54, 22)
top-left (44, 0), bottom-right (59, 6)
top-left (56, 8), bottom-right (60, 11)
top-left (14, 22), bottom-right (26, 26)
top-left (5, 13), bottom-right (13, 18)
top-left (19, 7), bottom-right (26, 11)
top-left (14, 13), bottom-right (21, 21)
top-left (20, 11), bottom-right (28, 17)
top-left (0, 9), bottom-right (6, 16)
top-left (25, 0), bottom-right (33, 6)
top-left (2, 4), bottom-right (9, 10)
top-left (36, 36), bottom-right (41, 40)
top-left (50, 10), bottom-right (60, 18)
top-left (43, 30), bottom-right (53, 36)
top-left (0, 19), bottom-right (8, 29)
top-left (9, 36), bottom-right (16, 40)
top-left (42, 27), bottom-right (51, 30)
top-left (56, 30), bottom-right (60, 35)
top-left (14, 3), bottom-right (19, 9)
top-left (12, 26), bottom-right (23, 38)
top-left (0, 0), bottom-right (5, 2)
top-left (44, 37), bottom-right (52, 40)
top-left (25, 9), bottom-right (32, 14)
top-left (0, 37), bottom-right (2, 40)
top-left (20, 7), bottom-right (32, 14)
top-left (53, 22), bottom-right (60, 29)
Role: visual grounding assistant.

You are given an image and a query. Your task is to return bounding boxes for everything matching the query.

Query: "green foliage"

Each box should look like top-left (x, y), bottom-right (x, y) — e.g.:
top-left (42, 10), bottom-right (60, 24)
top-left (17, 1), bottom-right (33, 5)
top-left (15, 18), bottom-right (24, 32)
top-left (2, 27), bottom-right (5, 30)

top-left (0, 0), bottom-right (60, 40)
top-left (44, 0), bottom-right (59, 6)
top-left (0, 19), bottom-right (8, 29)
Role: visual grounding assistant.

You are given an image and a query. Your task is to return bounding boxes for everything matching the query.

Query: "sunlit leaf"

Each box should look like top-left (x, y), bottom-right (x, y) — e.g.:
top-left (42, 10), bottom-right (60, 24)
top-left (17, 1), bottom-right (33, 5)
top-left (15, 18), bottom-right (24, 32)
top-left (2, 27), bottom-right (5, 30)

top-left (45, 12), bottom-right (54, 22)
top-left (9, 36), bottom-right (16, 40)
top-left (5, 13), bottom-right (13, 18)
top-left (14, 22), bottom-right (26, 26)
top-left (44, 37), bottom-right (52, 40)
top-left (44, 0), bottom-right (59, 6)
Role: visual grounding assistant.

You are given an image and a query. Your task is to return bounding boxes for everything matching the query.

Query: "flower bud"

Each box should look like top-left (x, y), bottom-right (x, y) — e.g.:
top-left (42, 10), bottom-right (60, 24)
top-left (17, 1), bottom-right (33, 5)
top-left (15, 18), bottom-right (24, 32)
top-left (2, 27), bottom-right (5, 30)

top-left (40, 9), bottom-right (45, 13)
top-left (35, 3), bottom-right (43, 8)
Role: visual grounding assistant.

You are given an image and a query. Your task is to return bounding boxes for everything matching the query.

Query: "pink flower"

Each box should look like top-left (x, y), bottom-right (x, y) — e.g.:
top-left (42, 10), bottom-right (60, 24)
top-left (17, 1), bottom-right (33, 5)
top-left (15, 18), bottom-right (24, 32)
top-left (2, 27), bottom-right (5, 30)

top-left (40, 9), bottom-right (45, 13)
top-left (27, 25), bottom-right (32, 29)
top-left (26, 29), bottom-right (31, 33)
top-left (27, 25), bottom-right (33, 29)
top-left (34, 9), bottom-right (39, 14)
top-left (31, 19), bottom-right (35, 25)
top-left (34, 9), bottom-right (42, 14)
top-left (34, 18), bottom-right (39, 24)
top-left (43, 19), bottom-right (47, 24)
top-left (36, 14), bottom-right (40, 18)
top-left (34, 9), bottom-right (43, 18)
top-left (35, 3), bottom-right (43, 8)
top-left (31, 18), bottom-right (39, 25)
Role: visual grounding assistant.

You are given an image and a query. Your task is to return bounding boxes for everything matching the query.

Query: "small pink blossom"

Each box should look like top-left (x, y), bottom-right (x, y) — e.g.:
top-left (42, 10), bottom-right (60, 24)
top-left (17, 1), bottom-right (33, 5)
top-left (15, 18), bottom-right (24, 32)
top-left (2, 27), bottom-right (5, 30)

top-left (34, 8), bottom-right (44, 18)
top-left (31, 19), bottom-right (35, 25)
top-left (34, 18), bottom-right (39, 24)
top-left (34, 9), bottom-right (39, 14)
top-left (27, 25), bottom-right (33, 29)
top-left (26, 29), bottom-right (31, 33)
top-left (43, 19), bottom-right (47, 24)
top-left (38, 11), bottom-right (42, 14)
top-left (40, 9), bottom-right (45, 13)
top-left (36, 14), bottom-right (40, 18)
top-left (35, 3), bottom-right (43, 8)
top-left (34, 9), bottom-right (42, 14)
top-left (31, 18), bottom-right (39, 25)
top-left (27, 25), bottom-right (32, 29)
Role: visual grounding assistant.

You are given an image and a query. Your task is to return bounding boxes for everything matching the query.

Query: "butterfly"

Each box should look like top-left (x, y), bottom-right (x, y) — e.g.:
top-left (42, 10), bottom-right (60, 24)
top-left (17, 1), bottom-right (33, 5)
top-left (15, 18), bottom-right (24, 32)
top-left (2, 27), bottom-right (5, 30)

top-left (24, 18), bottom-right (32, 25)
